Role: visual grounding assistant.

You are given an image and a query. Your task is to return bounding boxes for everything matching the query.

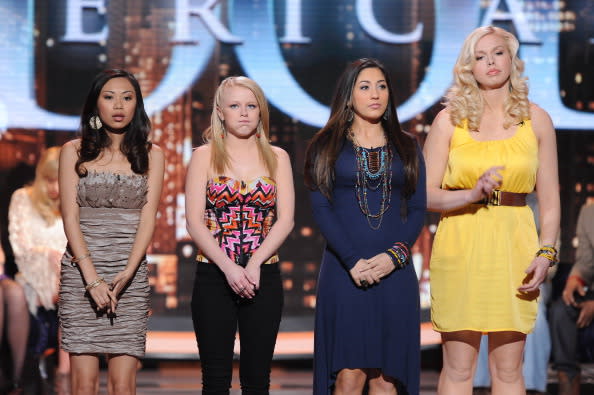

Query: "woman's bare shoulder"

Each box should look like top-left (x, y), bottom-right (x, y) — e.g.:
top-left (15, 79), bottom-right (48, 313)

top-left (271, 145), bottom-right (289, 159)
top-left (62, 138), bottom-right (81, 151)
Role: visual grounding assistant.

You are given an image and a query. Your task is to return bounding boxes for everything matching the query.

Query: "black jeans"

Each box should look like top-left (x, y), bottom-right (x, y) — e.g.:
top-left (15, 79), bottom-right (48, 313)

top-left (191, 263), bottom-right (283, 395)
top-left (550, 289), bottom-right (594, 376)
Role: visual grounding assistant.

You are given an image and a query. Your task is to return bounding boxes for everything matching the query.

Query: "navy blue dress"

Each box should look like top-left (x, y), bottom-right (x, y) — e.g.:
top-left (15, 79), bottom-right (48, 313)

top-left (311, 140), bottom-right (426, 395)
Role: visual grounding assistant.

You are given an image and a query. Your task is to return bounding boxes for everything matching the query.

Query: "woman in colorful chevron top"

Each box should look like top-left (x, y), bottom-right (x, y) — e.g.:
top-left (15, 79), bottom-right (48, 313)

top-left (185, 76), bottom-right (295, 394)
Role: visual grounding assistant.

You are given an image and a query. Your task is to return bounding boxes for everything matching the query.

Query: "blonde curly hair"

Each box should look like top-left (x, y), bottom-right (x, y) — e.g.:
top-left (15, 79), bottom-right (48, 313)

top-left (444, 26), bottom-right (530, 130)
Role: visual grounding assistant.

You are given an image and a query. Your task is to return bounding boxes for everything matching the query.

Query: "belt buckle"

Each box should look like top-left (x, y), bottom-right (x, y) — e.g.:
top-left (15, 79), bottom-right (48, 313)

top-left (488, 190), bottom-right (501, 206)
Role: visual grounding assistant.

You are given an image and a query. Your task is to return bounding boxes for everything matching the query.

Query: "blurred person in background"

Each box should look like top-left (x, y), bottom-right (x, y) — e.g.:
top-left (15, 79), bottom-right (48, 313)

top-left (0, 237), bottom-right (29, 395)
top-left (550, 202), bottom-right (594, 395)
top-left (8, 147), bottom-right (69, 394)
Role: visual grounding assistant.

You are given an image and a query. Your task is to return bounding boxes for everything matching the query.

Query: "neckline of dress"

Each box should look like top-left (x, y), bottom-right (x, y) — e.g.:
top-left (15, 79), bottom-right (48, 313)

top-left (209, 175), bottom-right (276, 185)
top-left (465, 120), bottom-right (527, 143)
top-left (349, 140), bottom-right (387, 151)
top-left (85, 170), bottom-right (147, 178)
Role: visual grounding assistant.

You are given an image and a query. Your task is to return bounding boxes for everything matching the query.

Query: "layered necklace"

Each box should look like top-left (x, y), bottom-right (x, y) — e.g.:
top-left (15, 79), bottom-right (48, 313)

top-left (349, 130), bottom-right (392, 230)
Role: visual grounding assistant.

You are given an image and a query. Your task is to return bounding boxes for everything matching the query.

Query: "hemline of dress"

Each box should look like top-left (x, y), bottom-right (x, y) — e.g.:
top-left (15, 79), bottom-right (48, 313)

top-left (63, 347), bottom-right (145, 358)
top-left (431, 325), bottom-right (534, 335)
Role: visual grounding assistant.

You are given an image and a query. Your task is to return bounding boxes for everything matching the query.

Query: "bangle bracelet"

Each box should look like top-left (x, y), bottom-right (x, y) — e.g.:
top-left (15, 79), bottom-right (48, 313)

top-left (386, 242), bottom-right (410, 270)
top-left (85, 277), bottom-right (105, 291)
top-left (71, 252), bottom-right (91, 266)
top-left (536, 245), bottom-right (558, 267)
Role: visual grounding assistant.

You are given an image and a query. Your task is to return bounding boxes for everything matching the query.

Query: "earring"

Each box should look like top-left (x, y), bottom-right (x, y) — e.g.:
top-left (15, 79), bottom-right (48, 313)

top-left (383, 111), bottom-right (388, 121)
top-left (347, 108), bottom-right (354, 122)
top-left (89, 115), bottom-right (102, 130)
top-left (221, 131), bottom-right (225, 139)
top-left (256, 131), bottom-right (261, 138)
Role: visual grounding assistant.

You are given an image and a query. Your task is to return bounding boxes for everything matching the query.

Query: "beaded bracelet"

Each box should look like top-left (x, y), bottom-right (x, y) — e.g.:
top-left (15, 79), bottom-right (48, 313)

top-left (386, 242), bottom-right (410, 270)
top-left (84, 277), bottom-right (105, 292)
top-left (536, 244), bottom-right (558, 267)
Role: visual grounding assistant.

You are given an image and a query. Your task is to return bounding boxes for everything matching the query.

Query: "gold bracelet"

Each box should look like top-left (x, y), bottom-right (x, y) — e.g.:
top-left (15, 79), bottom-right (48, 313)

top-left (71, 252), bottom-right (91, 265)
top-left (84, 277), bottom-right (105, 291)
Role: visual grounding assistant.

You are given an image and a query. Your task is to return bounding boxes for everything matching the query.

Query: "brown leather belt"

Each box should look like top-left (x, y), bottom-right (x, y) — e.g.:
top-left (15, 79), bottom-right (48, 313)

top-left (477, 190), bottom-right (527, 207)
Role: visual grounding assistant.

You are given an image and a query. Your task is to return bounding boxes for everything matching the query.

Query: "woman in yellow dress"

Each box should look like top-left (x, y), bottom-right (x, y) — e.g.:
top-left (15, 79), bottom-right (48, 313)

top-left (423, 26), bottom-right (560, 395)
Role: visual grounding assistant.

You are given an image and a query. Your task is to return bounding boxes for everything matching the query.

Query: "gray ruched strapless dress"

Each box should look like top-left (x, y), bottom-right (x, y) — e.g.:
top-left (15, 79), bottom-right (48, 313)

top-left (59, 171), bottom-right (150, 357)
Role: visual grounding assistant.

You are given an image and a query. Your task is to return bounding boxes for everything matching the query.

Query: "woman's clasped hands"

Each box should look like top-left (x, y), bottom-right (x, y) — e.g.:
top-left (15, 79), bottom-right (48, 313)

top-left (350, 252), bottom-right (397, 288)
top-left (87, 267), bottom-right (137, 314)
top-left (88, 279), bottom-right (117, 314)
top-left (223, 263), bottom-right (257, 299)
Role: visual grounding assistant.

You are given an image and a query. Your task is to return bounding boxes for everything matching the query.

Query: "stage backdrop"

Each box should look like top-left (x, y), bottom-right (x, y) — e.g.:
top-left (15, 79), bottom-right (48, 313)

top-left (0, 0), bottom-right (593, 333)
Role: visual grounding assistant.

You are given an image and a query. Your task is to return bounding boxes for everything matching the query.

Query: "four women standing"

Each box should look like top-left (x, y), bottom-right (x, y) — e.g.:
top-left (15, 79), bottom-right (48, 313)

top-left (2, 24), bottom-right (558, 393)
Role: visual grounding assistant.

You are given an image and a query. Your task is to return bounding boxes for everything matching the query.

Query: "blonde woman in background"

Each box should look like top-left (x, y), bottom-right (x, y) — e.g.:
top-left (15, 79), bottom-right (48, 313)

top-left (8, 146), bottom-right (70, 392)
top-left (424, 26), bottom-right (559, 395)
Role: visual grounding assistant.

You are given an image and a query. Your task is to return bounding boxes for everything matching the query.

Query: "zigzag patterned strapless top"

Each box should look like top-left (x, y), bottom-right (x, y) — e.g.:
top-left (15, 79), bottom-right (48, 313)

top-left (196, 176), bottom-right (279, 266)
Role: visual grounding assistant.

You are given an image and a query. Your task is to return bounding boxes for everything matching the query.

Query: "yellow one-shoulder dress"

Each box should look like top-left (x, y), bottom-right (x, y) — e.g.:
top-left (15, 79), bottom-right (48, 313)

top-left (430, 120), bottom-right (540, 334)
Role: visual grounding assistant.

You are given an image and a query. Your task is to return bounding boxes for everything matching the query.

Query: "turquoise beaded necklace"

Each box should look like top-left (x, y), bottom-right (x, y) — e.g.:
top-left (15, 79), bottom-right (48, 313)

top-left (349, 131), bottom-right (392, 230)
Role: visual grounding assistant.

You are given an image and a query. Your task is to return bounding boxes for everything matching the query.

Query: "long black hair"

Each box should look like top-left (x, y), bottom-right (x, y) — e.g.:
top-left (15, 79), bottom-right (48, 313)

top-left (76, 69), bottom-right (152, 176)
top-left (304, 58), bottom-right (419, 201)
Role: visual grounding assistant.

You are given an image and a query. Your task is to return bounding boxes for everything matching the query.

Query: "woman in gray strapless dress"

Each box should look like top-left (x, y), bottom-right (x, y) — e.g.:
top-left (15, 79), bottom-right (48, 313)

top-left (58, 69), bottom-right (164, 395)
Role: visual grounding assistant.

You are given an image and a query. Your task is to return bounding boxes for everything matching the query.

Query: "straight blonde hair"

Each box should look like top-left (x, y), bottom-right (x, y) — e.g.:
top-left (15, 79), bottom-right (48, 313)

top-left (445, 26), bottom-right (530, 130)
top-left (203, 76), bottom-right (277, 177)
top-left (29, 146), bottom-right (61, 225)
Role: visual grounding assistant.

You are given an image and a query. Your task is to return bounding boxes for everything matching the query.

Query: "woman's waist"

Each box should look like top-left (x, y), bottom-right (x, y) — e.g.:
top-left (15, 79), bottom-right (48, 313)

top-left (79, 206), bottom-right (141, 219)
top-left (440, 203), bottom-right (533, 217)
top-left (204, 217), bottom-right (273, 240)
top-left (196, 250), bottom-right (279, 266)
top-left (79, 206), bottom-right (141, 227)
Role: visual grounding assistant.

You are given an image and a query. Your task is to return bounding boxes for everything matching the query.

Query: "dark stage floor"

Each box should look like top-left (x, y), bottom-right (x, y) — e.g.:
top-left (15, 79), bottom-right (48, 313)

top-left (48, 357), bottom-right (594, 395)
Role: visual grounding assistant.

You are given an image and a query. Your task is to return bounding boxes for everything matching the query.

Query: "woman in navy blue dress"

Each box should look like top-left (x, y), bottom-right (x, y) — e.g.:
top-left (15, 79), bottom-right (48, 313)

top-left (305, 58), bottom-right (426, 394)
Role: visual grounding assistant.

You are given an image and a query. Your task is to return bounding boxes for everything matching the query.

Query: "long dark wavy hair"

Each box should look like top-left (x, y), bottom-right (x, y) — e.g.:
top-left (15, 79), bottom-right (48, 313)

top-left (76, 69), bottom-right (152, 176)
top-left (304, 58), bottom-right (419, 201)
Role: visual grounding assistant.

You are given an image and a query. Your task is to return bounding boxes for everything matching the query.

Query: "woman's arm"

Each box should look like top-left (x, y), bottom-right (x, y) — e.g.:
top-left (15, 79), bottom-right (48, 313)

top-left (367, 144), bottom-right (427, 278)
top-left (110, 145), bottom-right (165, 297)
top-left (310, 188), bottom-right (375, 287)
top-left (247, 147), bottom-right (294, 265)
top-left (423, 110), bottom-right (498, 212)
top-left (401, 143), bottom-right (427, 245)
top-left (245, 147), bottom-right (295, 286)
top-left (519, 104), bottom-right (560, 292)
top-left (531, 104), bottom-right (560, 249)
top-left (59, 140), bottom-right (115, 310)
top-left (309, 188), bottom-right (363, 271)
top-left (185, 145), bottom-right (257, 297)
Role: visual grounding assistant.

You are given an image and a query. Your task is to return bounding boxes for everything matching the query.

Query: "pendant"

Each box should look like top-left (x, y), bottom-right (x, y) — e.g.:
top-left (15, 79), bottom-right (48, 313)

top-left (368, 151), bottom-right (380, 174)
